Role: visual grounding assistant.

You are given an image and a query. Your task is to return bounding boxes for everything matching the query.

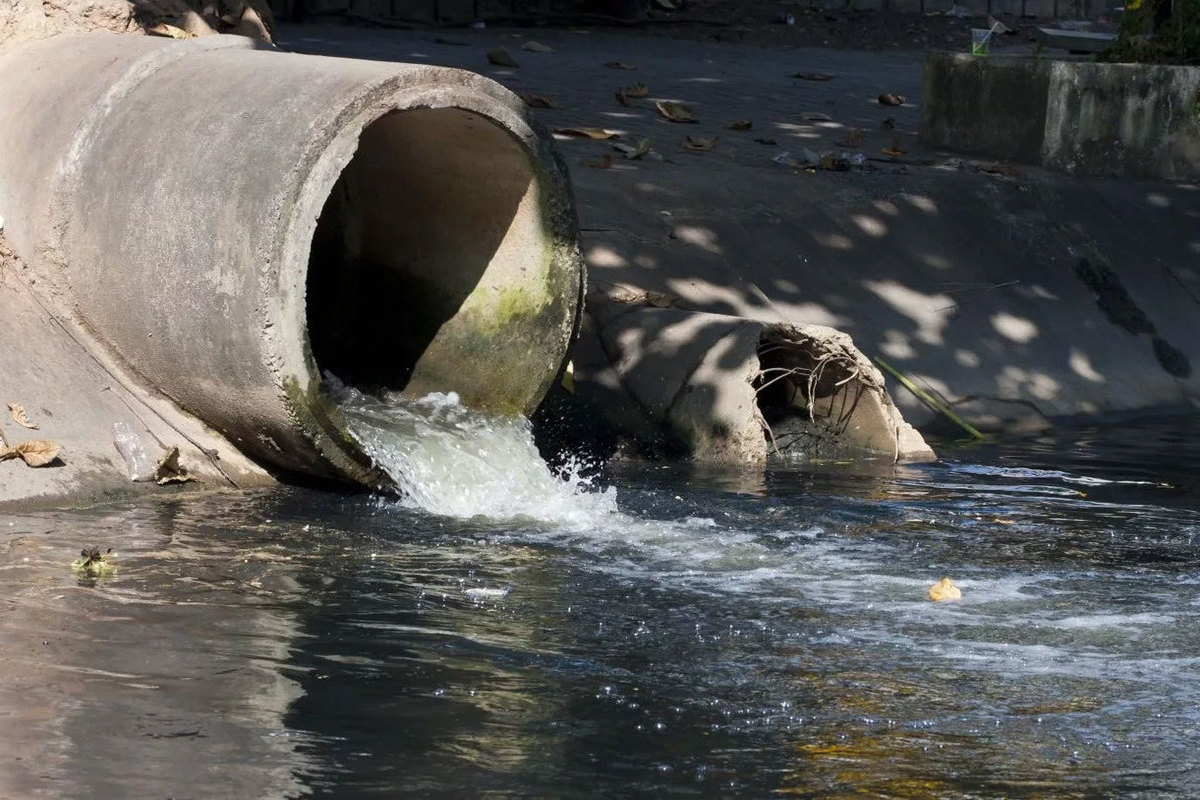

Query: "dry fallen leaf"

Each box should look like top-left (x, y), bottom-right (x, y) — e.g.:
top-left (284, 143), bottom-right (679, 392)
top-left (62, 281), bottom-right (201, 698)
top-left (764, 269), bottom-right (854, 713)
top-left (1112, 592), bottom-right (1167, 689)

top-left (623, 82), bottom-right (650, 98)
top-left (554, 127), bottom-right (620, 140)
top-left (147, 22), bottom-right (195, 38)
top-left (878, 93), bottom-right (907, 106)
top-left (683, 135), bottom-right (718, 152)
top-left (518, 92), bottom-right (562, 109)
top-left (8, 403), bottom-right (37, 429)
top-left (881, 139), bottom-right (906, 157)
top-left (604, 60), bottom-right (635, 69)
top-left (487, 47), bottom-right (520, 67)
top-left (802, 111), bottom-right (833, 122)
top-left (520, 40), bottom-right (553, 52)
top-left (586, 154), bottom-right (614, 169)
top-left (655, 100), bottom-right (697, 123)
top-left (792, 71), bottom-right (834, 81)
top-left (610, 287), bottom-right (680, 308)
top-left (835, 127), bottom-right (863, 147)
top-left (154, 446), bottom-right (196, 486)
top-left (927, 577), bottom-right (962, 602)
top-left (613, 138), bottom-right (653, 159)
top-left (0, 440), bottom-right (61, 468)
top-left (728, 119), bottom-right (753, 131)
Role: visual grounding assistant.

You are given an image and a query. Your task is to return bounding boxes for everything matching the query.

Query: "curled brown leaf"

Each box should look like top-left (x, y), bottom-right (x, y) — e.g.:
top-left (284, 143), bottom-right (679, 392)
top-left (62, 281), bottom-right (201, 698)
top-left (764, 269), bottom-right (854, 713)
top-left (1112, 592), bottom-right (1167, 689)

top-left (8, 403), bottom-right (37, 429)
top-left (518, 92), bottom-right (562, 109)
top-left (554, 127), bottom-right (620, 140)
top-left (655, 100), bottom-right (697, 123)
top-left (683, 135), bottom-right (718, 152)
top-left (0, 440), bottom-right (61, 468)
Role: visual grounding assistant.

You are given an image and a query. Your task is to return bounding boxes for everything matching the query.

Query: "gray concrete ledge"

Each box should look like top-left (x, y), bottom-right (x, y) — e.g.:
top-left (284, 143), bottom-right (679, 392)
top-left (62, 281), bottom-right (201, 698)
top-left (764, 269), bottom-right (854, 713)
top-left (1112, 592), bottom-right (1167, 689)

top-left (921, 52), bottom-right (1200, 180)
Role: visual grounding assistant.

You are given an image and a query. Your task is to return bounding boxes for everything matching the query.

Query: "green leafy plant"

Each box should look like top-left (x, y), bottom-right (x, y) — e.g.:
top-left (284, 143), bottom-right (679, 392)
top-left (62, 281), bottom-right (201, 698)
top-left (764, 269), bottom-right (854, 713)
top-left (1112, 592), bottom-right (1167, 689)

top-left (1103, 0), bottom-right (1200, 65)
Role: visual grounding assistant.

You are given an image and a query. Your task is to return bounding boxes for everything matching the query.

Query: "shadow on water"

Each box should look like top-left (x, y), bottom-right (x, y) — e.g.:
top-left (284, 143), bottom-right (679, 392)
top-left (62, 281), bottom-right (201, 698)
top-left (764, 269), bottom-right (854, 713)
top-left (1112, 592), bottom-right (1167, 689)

top-left (2, 416), bottom-right (1200, 797)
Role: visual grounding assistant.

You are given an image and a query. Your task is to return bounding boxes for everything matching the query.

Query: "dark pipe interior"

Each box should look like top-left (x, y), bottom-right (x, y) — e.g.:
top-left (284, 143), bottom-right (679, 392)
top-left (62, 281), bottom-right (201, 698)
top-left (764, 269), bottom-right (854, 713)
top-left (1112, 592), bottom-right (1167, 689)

top-left (306, 107), bottom-right (533, 391)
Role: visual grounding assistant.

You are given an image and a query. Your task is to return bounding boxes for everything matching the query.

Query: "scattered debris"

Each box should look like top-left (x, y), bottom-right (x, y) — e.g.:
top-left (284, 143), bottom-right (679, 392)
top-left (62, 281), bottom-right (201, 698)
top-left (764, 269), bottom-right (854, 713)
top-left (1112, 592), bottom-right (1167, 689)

top-left (792, 72), bottom-right (834, 81)
top-left (487, 48), bottom-right (520, 67)
top-left (683, 135), bottom-right (718, 152)
top-left (604, 61), bottom-right (635, 69)
top-left (8, 403), bottom-right (37, 429)
top-left (655, 100), bottom-right (697, 123)
top-left (728, 119), bottom-right (753, 130)
top-left (927, 577), bottom-right (962, 602)
top-left (586, 154), bottom-right (614, 169)
top-left (988, 15), bottom-right (1013, 34)
top-left (518, 92), bottom-right (562, 109)
top-left (520, 40), bottom-right (553, 52)
top-left (0, 439), bottom-right (61, 467)
top-left (613, 138), bottom-right (656, 159)
top-left (72, 547), bottom-right (116, 578)
top-left (554, 127), bottom-right (620, 140)
top-left (878, 93), bottom-right (907, 106)
top-left (881, 139), bottom-right (906, 156)
top-left (153, 446), bottom-right (196, 485)
top-left (608, 286), bottom-right (680, 308)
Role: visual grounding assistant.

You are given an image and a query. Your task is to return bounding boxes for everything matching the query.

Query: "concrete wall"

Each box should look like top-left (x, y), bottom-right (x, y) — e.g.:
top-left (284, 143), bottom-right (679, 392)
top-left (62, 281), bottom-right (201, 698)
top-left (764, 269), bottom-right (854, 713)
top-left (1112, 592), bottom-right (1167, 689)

top-left (921, 52), bottom-right (1200, 181)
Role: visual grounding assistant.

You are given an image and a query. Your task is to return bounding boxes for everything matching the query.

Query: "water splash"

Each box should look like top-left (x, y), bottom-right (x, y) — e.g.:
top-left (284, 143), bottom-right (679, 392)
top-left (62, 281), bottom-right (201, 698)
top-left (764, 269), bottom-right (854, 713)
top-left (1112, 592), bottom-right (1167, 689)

top-left (335, 385), bottom-right (618, 524)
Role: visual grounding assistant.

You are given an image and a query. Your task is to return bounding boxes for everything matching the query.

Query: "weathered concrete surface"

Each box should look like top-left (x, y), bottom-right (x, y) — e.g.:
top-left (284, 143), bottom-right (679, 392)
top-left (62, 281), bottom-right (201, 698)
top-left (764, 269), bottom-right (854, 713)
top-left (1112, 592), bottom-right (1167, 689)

top-left (282, 27), bottom-right (1200, 436)
top-left (0, 31), bottom-right (585, 503)
top-left (922, 52), bottom-right (1200, 180)
top-left (0, 236), bottom-right (273, 507)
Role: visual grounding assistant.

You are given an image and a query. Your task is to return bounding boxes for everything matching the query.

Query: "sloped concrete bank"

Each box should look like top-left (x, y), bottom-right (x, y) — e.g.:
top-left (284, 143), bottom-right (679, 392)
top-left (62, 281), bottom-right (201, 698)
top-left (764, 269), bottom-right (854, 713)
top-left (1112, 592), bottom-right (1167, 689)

top-left (0, 32), bottom-right (585, 504)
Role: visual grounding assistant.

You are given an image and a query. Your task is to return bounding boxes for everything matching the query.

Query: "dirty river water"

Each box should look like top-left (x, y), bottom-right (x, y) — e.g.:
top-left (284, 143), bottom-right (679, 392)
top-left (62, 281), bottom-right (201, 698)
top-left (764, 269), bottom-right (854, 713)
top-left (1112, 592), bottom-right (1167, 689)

top-left (2, 404), bottom-right (1200, 798)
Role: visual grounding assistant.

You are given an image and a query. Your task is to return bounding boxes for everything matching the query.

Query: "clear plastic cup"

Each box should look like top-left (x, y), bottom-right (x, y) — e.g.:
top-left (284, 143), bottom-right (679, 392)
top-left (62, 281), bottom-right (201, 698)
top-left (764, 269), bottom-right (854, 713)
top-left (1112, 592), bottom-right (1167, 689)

top-left (971, 28), bottom-right (992, 56)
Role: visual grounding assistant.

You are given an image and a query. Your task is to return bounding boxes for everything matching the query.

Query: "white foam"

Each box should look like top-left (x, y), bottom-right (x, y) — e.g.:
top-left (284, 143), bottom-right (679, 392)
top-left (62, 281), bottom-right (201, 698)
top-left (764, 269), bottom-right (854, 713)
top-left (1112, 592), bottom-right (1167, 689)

top-left (335, 386), bottom-right (618, 525)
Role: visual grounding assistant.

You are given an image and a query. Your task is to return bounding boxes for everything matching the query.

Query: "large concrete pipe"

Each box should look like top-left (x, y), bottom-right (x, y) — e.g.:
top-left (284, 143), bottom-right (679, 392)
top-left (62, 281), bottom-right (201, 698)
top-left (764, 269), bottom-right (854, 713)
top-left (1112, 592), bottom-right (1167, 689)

top-left (0, 33), bottom-right (584, 487)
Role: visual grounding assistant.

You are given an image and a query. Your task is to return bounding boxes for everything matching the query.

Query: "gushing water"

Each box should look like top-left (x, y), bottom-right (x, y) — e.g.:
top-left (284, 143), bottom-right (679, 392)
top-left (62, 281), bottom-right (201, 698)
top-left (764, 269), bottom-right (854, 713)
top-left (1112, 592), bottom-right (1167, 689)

top-left (335, 386), bottom-right (618, 524)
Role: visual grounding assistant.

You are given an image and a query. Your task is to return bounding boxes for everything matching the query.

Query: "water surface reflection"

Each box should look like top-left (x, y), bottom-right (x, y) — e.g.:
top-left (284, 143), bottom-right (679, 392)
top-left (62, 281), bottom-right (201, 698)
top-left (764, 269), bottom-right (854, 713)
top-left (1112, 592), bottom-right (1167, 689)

top-left (1, 418), bottom-right (1198, 797)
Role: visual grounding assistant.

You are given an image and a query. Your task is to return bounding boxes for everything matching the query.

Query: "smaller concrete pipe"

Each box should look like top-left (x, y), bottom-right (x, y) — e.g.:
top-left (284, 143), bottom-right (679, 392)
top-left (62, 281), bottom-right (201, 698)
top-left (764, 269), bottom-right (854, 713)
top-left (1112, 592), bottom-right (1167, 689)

top-left (0, 33), bottom-right (584, 485)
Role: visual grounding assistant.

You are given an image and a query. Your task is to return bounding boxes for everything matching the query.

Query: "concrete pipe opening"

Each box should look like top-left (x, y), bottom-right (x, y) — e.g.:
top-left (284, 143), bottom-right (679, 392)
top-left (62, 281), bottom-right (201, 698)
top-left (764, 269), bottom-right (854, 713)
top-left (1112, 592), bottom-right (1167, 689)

top-left (307, 107), bottom-right (547, 399)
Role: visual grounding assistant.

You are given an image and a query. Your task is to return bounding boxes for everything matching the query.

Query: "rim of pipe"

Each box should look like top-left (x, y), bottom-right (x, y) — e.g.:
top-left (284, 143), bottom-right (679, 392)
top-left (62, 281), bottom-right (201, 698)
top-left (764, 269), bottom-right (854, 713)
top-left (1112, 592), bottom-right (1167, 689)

top-left (276, 79), bottom-right (584, 488)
